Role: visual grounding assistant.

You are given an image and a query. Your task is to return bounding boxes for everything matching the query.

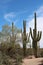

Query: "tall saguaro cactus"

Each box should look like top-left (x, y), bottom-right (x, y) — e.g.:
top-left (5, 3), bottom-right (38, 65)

top-left (10, 22), bottom-right (16, 44)
top-left (23, 20), bottom-right (27, 56)
top-left (22, 20), bottom-right (30, 57)
top-left (30, 13), bottom-right (42, 58)
top-left (12, 22), bottom-right (14, 37)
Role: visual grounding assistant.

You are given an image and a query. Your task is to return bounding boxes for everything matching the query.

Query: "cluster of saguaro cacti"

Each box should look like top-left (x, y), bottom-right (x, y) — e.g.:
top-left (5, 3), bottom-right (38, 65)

top-left (22, 20), bottom-right (30, 57)
top-left (30, 13), bottom-right (42, 58)
top-left (10, 22), bottom-right (16, 44)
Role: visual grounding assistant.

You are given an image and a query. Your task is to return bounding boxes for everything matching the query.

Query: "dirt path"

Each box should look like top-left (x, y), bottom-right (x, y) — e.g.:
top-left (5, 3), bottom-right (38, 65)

top-left (22, 58), bottom-right (43, 65)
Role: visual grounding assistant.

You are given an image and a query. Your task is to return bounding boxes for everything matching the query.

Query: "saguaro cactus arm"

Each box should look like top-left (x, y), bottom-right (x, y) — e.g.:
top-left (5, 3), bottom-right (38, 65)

top-left (26, 32), bottom-right (30, 43)
top-left (37, 31), bottom-right (42, 41)
top-left (28, 32), bottom-right (30, 41)
top-left (30, 28), bottom-right (34, 39)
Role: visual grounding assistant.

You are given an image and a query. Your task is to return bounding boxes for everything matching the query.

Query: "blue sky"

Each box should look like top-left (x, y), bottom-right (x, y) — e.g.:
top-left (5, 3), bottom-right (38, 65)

top-left (0, 0), bottom-right (43, 30)
top-left (0, 0), bottom-right (43, 47)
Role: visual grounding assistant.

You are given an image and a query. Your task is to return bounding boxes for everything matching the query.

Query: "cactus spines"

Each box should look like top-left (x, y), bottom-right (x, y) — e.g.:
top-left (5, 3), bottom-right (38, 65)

top-left (30, 13), bottom-right (42, 58)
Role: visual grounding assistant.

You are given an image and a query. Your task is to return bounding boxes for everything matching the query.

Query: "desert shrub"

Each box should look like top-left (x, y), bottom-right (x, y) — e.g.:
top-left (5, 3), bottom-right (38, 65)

top-left (26, 48), bottom-right (32, 56)
top-left (0, 51), bottom-right (3, 65)
top-left (15, 53), bottom-right (22, 65)
top-left (0, 51), bottom-right (13, 65)
top-left (14, 44), bottom-right (21, 49)
top-left (14, 44), bottom-right (23, 56)
top-left (0, 43), bottom-right (23, 65)
top-left (6, 43), bottom-right (23, 58)
top-left (0, 42), bottom-right (11, 52)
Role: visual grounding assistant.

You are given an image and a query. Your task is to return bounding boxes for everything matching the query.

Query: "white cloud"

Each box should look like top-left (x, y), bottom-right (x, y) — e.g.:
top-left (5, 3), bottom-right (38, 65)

top-left (4, 10), bottom-right (28, 24)
top-left (27, 6), bottom-right (43, 48)
top-left (1, 0), bottom-right (12, 4)
top-left (4, 12), bottom-right (17, 24)
top-left (4, 12), bottom-right (16, 20)
top-left (36, 6), bottom-right (43, 16)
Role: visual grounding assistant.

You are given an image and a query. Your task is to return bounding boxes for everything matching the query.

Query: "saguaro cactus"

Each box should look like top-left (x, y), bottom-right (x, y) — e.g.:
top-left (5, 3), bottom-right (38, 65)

top-left (12, 22), bottom-right (14, 37)
top-left (10, 22), bottom-right (16, 44)
top-left (30, 13), bottom-right (42, 58)
top-left (22, 20), bottom-right (30, 56)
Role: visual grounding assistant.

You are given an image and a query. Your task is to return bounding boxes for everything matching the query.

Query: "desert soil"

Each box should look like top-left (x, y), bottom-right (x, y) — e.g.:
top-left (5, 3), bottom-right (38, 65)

top-left (22, 58), bottom-right (43, 65)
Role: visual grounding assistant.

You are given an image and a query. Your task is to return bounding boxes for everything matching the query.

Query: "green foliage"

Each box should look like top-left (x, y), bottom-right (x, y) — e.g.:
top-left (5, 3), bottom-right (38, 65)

top-left (0, 42), bottom-right (22, 65)
top-left (2, 24), bottom-right (11, 36)
top-left (30, 13), bottom-right (42, 58)
top-left (0, 51), bottom-right (3, 65)
top-left (1, 23), bottom-right (21, 36)
top-left (0, 51), bottom-right (12, 65)
top-left (15, 53), bottom-right (22, 65)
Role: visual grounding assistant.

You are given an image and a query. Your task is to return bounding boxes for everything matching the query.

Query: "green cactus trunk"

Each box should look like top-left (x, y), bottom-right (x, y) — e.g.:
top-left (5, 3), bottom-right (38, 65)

top-left (10, 22), bottom-right (14, 44)
top-left (30, 13), bottom-right (42, 58)
top-left (22, 20), bottom-right (30, 57)
top-left (23, 21), bottom-right (27, 57)
top-left (12, 22), bottom-right (14, 37)
top-left (23, 41), bottom-right (26, 56)
top-left (33, 28), bottom-right (37, 58)
top-left (32, 40), bottom-right (37, 58)
top-left (10, 22), bottom-right (16, 46)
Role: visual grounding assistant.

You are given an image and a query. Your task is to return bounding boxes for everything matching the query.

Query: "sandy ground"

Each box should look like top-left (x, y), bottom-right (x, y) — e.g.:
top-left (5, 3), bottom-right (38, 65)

top-left (22, 58), bottom-right (43, 65)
